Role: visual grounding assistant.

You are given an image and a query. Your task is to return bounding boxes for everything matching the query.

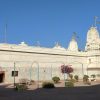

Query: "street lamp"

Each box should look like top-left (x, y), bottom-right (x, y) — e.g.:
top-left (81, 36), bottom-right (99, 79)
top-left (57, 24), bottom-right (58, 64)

top-left (61, 64), bottom-right (67, 86)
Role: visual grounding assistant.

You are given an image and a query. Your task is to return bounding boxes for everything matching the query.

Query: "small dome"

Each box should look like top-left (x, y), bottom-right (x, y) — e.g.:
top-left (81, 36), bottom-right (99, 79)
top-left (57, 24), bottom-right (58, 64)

top-left (53, 42), bottom-right (66, 50)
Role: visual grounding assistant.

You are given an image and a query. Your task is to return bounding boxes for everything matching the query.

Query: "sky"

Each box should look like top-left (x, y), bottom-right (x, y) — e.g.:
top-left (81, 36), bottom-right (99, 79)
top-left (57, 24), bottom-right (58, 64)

top-left (0, 0), bottom-right (100, 50)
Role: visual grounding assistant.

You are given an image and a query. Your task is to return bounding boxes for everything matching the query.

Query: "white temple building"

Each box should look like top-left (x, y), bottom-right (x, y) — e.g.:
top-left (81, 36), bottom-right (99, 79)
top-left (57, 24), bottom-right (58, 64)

top-left (0, 26), bottom-right (100, 83)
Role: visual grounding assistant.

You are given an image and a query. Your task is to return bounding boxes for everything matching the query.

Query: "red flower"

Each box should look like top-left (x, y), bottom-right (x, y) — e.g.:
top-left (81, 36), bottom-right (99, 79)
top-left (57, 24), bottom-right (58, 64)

top-left (61, 65), bottom-right (73, 74)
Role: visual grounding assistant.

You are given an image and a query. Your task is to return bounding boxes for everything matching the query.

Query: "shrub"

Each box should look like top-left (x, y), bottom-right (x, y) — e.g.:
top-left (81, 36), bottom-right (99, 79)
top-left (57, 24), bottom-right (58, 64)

top-left (74, 75), bottom-right (79, 82)
top-left (65, 81), bottom-right (74, 87)
top-left (15, 84), bottom-right (27, 91)
top-left (83, 75), bottom-right (89, 82)
top-left (66, 79), bottom-right (76, 83)
top-left (70, 79), bottom-right (76, 83)
top-left (19, 78), bottom-right (28, 85)
top-left (91, 74), bottom-right (96, 78)
top-left (69, 74), bottom-right (73, 79)
top-left (42, 82), bottom-right (55, 88)
top-left (97, 74), bottom-right (100, 77)
top-left (52, 76), bottom-right (60, 83)
top-left (30, 80), bottom-right (35, 85)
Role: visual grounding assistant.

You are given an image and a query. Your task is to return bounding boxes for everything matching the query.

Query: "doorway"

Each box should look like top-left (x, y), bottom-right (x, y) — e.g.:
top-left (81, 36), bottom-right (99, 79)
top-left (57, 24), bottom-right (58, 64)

top-left (0, 72), bottom-right (5, 83)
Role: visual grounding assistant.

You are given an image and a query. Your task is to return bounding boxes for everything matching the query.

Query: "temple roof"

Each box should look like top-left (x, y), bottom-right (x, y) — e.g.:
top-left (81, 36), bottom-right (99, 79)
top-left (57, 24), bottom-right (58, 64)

top-left (67, 33), bottom-right (78, 52)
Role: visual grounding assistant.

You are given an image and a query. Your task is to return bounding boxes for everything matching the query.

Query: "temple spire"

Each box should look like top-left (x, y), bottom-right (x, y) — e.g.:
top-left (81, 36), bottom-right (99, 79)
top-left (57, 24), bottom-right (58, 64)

top-left (68, 32), bottom-right (78, 51)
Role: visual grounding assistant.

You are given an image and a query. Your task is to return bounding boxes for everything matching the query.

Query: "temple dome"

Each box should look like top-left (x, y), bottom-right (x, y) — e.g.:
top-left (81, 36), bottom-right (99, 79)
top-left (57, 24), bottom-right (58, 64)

top-left (85, 27), bottom-right (100, 51)
top-left (67, 35), bottom-right (78, 51)
top-left (87, 27), bottom-right (99, 43)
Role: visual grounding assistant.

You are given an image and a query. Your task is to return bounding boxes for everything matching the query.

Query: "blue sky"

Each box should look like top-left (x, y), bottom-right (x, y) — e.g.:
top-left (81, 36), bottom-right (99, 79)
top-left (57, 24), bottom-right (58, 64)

top-left (0, 0), bottom-right (100, 50)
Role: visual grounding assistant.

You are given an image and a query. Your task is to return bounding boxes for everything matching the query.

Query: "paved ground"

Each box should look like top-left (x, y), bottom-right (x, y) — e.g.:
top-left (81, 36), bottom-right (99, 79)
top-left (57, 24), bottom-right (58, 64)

top-left (0, 82), bottom-right (100, 100)
top-left (0, 80), bottom-right (100, 100)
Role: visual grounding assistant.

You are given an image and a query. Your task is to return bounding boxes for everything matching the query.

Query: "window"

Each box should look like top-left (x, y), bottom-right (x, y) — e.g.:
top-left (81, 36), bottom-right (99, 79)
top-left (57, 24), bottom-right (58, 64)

top-left (12, 71), bottom-right (18, 77)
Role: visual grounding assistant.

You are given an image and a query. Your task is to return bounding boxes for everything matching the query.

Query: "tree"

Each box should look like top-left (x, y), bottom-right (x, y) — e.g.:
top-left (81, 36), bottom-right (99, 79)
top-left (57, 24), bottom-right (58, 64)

top-left (61, 65), bottom-right (73, 74)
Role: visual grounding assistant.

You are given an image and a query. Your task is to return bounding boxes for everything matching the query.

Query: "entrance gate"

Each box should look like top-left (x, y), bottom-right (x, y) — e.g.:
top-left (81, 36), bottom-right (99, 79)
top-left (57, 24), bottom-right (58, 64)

top-left (0, 71), bottom-right (5, 83)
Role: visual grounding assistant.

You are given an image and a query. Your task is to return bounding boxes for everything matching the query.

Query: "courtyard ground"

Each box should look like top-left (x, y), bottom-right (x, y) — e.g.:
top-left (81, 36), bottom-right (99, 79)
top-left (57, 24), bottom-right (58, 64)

top-left (0, 80), bottom-right (100, 100)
